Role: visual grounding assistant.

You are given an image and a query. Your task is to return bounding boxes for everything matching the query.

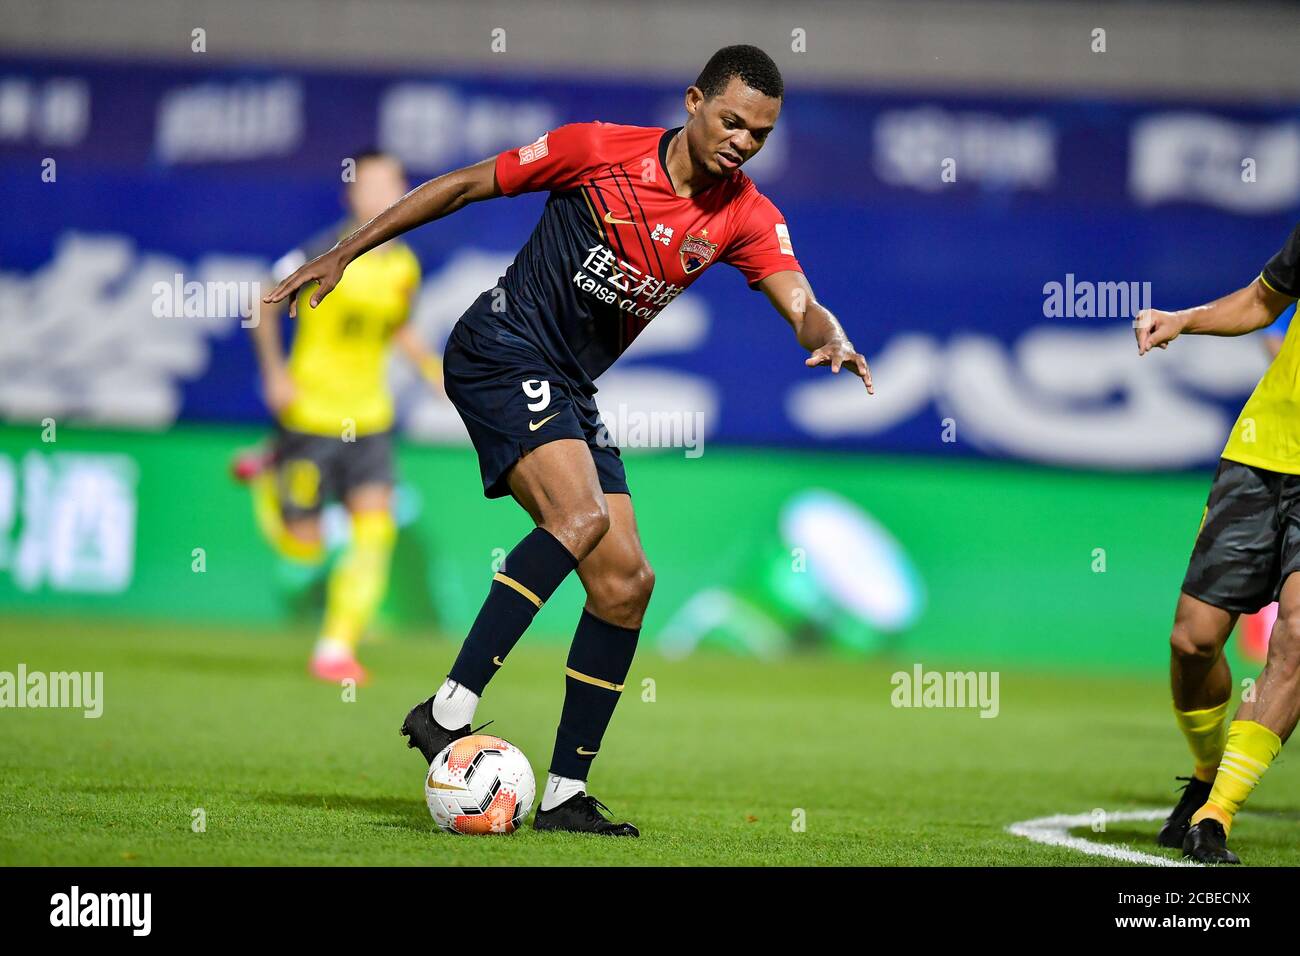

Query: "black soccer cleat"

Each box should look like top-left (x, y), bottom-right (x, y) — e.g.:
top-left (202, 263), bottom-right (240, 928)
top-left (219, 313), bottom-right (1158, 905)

top-left (1157, 775), bottom-right (1213, 848)
top-left (533, 793), bottom-right (640, 837)
top-left (1182, 819), bottom-right (1240, 864)
top-left (399, 695), bottom-right (470, 764)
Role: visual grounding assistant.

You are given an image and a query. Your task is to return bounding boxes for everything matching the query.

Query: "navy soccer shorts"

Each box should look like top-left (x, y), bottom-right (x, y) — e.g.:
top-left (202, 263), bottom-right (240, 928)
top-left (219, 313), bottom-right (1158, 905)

top-left (442, 321), bottom-right (629, 500)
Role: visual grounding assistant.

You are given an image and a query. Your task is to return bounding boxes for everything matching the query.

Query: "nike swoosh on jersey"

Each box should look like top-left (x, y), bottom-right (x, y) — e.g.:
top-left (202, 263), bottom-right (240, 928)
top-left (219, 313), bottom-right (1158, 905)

top-left (576, 747), bottom-right (598, 756)
top-left (603, 211), bottom-right (635, 225)
top-left (492, 655), bottom-right (504, 666)
top-left (529, 412), bottom-right (561, 431)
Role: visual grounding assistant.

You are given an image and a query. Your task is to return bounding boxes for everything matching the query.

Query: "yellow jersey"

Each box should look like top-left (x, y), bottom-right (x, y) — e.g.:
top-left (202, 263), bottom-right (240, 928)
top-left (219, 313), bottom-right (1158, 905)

top-left (1221, 237), bottom-right (1300, 475)
top-left (275, 225), bottom-right (421, 437)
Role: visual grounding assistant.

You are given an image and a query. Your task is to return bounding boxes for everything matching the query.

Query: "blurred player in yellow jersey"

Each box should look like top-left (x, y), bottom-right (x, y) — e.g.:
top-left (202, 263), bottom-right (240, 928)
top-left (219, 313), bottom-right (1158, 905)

top-left (237, 150), bottom-right (442, 685)
top-left (1137, 224), bottom-right (1300, 863)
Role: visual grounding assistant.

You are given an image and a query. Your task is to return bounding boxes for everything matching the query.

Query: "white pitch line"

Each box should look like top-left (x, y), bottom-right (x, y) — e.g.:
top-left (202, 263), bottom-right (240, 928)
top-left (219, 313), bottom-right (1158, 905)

top-left (1007, 809), bottom-right (1202, 867)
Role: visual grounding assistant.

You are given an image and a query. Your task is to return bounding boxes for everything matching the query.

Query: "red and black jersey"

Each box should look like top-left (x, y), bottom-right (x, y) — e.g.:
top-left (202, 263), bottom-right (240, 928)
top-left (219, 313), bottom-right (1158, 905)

top-left (457, 121), bottom-right (803, 392)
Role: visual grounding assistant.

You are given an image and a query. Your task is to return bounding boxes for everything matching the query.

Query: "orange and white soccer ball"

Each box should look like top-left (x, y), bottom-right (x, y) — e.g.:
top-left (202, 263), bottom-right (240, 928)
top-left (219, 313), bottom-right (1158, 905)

top-left (424, 734), bottom-right (535, 834)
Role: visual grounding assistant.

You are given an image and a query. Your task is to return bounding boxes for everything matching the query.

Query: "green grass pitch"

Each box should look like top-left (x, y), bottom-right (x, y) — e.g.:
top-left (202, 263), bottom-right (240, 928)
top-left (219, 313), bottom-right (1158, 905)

top-left (2, 615), bottom-right (1299, 866)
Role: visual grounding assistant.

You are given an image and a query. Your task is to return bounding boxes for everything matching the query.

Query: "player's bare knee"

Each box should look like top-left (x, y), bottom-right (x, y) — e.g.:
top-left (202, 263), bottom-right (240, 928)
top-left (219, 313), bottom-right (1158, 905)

top-left (551, 502), bottom-right (611, 559)
top-left (586, 560), bottom-right (655, 626)
top-left (1169, 620), bottom-right (1221, 663)
top-left (617, 561), bottom-right (655, 617)
top-left (633, 561), bottom-right (655, 609)
top-left (284, 517), bottom-right (322, 546)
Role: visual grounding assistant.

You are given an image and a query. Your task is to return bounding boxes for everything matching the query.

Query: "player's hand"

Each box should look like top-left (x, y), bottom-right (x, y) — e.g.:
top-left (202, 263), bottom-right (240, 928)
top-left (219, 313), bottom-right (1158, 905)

top-left (1134, 308), bottom-right (1184, 355)
top-left (263, 369), bottom-right (296, 414)
top-left (262, 248), bottom-right (349, 318)
top-left (806, 338), bottom-right (874, 394)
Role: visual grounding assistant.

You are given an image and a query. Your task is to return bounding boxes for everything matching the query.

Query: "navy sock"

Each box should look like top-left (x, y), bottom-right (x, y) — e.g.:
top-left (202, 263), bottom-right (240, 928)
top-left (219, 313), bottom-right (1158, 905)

top-left (447, 527), bottom-right (578, 695)
top-left (549, 609), bottom-right (640, 781)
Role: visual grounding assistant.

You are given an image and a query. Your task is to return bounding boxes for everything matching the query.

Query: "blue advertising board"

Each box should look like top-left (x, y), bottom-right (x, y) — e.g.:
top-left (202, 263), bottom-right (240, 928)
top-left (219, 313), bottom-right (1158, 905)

top-left (4, 54), bottom-right (1299, 469)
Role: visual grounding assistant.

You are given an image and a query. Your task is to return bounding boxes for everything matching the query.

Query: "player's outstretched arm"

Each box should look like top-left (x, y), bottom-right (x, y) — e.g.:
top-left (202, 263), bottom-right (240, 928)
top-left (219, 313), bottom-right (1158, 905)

top-left (394, 324), bottom-right (444, 395)
top-left (249, 293), bottom-right (295, 413)
top-left (1135, 278), bottom-right (1295, 355)
top-left (262, 156), bottom-right (502, 317)
top-left (758, 269), bottom-right (874, 394)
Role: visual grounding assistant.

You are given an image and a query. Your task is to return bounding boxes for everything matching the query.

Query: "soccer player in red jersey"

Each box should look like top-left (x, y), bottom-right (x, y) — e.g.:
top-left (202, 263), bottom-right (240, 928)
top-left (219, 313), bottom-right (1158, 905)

top-left (265, 45), bottom-right (872, 835)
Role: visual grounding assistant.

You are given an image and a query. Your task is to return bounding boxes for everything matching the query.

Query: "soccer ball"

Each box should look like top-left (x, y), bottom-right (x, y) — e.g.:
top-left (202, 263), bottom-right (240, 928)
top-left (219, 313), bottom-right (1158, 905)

top-left (424, 734), bottom-right (535, 834)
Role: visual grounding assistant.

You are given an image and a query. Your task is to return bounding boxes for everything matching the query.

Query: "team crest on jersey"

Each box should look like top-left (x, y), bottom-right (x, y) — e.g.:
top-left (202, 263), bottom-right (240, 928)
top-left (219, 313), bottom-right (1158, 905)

top-left (678, 230), bottom-right (718, 274)
top-left (518, 133), bottom-right (549, 165)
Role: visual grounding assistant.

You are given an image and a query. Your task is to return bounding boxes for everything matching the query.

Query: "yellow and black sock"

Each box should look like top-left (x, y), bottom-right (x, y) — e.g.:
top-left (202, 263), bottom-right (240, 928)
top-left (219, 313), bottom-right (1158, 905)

top-left (319, 510), bottom-right (396, 652)
top-left (1173, 700), bottom-right (1229, 783)
top-left (549, 610), bottom-right (639, 781)
top-left (446, 528), bottom-right (579, 694)
top-left (1190, 720), bottom-right (1282, 836)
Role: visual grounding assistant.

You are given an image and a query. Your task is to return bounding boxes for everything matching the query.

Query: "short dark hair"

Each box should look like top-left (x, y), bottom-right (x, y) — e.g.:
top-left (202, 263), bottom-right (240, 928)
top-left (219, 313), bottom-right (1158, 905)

top-left (694, 45), bottom-right (784, 100)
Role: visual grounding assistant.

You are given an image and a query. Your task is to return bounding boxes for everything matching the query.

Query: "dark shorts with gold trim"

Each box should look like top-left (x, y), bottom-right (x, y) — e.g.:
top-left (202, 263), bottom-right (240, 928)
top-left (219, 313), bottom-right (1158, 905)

top-left (442, 319), bottom-right (628, 500)
top-left (272, 426), bottom-right (395, 521)
top-left (1182, 458), bottom-right (1300, 614)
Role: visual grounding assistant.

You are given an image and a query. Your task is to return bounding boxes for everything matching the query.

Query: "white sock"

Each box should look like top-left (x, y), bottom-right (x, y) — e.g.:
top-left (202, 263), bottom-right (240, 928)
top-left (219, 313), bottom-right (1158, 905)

top-left (540, 773), bottom-right (586, 812)
top-left (312, 637), bottom-right (352, 662)
top-left (432, 678), bottom-right (479, 729)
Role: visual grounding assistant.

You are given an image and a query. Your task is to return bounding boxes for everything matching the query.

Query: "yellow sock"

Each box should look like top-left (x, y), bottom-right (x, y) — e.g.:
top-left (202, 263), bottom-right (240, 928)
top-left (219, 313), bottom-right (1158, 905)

top-left (321, 510), bottom-right (396, 651)
top-left (251, 472), bottom-right (324, 564)
top-left (1173, 700), bottom-right (1229, 782)
top-left (1190, 720), bottom-right (1282, 836)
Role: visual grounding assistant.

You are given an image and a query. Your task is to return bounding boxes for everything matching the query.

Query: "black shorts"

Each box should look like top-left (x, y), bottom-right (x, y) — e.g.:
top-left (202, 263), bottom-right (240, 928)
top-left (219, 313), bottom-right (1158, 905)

top-left (442, 320), bottom-right (628, 500)
top-left (272, 427), bottom-right (395, 521)
top-left (1182, 458), bottom-right (1300, 614)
